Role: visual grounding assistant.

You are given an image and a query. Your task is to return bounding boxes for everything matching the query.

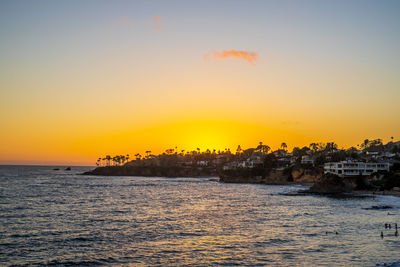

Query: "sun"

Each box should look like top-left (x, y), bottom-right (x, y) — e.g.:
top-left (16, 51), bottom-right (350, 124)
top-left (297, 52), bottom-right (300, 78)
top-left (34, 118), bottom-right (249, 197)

top-left (172, 120), bottom-right (235, 152)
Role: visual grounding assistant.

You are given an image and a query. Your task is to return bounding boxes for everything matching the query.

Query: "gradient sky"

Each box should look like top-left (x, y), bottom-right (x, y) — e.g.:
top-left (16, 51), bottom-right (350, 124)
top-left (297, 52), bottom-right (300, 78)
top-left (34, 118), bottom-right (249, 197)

top-left (1, 0), bottom-right (399, 165)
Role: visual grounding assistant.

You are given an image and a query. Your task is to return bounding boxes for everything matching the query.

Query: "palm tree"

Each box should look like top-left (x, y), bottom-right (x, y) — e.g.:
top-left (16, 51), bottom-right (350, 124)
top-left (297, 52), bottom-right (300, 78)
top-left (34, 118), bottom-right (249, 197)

top-left (145, 150), bottom-right (151, 159)
top-left (325, 142), bottom-right (337, 152)
top-left (263, 145), bottom-right (270, 154)
top-left (256, 142), bottom-right (263, 154)
top-left (361, 139), bottom-right (369, 150)
top-left (281, 142), bottom-right (287, 152)
top-left (256, 142), bottom-right (270, 155)
top-left (111, 156), bottom-right (118, 166)
top-left (166, 148), bottom-right (174, 155)
top-left (120, 155), bottom-right (125, 165)
top-left (105, 155), bottom-right (111, 166)
top-left (310, 143), bottom-right (318, 153)
top-left (236, 145), bottom-right (242, 155)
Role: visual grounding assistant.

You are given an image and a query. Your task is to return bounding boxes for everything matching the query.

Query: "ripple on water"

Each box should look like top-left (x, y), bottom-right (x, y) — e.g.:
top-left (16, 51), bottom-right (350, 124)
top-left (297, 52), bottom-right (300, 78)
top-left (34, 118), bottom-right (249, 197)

top-left (1, 166), bottom-right (400, 266)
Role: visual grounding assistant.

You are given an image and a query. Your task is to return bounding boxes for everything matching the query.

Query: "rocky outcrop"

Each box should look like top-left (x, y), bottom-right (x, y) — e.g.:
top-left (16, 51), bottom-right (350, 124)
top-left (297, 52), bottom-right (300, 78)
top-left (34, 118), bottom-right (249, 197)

top-left (219, 175), bottom-right (264, 183)
top-left (219, 166), bottom-right (265, 183)
top-left (363, 205), bottom-right (393, 210)
top-left (264, 169), bottom-right (288, 183)
top-left (307, 173), bottom-right (354, 194)
top-left (220, 167), bottom-right (323, 184)
top-left (220, 169), bottom-right (292, 184)
top-left (291, 168), bottom-right (322, 183)
top-left (82, 165), bottom-right (217, 177)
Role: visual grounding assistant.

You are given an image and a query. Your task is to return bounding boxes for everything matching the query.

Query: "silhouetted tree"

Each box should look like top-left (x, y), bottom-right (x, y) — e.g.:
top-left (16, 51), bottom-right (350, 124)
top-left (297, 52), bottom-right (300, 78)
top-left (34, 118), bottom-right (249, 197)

top-left (281, 142), bottom-right (287, 152)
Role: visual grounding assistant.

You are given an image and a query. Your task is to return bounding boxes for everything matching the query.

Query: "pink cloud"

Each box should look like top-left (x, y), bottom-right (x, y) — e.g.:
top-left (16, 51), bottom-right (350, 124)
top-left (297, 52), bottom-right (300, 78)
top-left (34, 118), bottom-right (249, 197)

top-left (152, 15), bottom-right (162, 30)
top-left (204, 50), bottom-right (259, 65)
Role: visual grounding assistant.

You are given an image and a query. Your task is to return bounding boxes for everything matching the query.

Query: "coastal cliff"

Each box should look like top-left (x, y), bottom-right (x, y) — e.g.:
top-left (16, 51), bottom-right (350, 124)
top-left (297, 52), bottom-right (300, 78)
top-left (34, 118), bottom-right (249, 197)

top-left (219, 167), bottom-right (322, 184)
top-left (83, 165), bottom-right (217, 177)
top-left (291, 167), bottom-right (323, 183)
top-left (306, 173), bottom-right (354, 194)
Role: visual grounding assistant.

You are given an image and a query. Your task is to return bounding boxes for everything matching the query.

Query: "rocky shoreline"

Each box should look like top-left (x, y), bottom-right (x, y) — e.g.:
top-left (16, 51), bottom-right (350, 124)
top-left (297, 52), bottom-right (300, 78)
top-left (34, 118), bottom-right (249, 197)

top-left (219, 167), bottom-right (321, 184)
top-left (84, 165), bottom-right (320, 183)
top-left (82, 165), bottom-right (400, 198)
top-left (82, 165), bottom-right (217, 178)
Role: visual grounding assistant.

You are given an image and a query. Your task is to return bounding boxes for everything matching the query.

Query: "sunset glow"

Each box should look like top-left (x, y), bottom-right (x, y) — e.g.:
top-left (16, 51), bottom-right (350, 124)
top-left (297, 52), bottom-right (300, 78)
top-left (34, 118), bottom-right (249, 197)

top-left (1, 1), bottom-right (399, 165)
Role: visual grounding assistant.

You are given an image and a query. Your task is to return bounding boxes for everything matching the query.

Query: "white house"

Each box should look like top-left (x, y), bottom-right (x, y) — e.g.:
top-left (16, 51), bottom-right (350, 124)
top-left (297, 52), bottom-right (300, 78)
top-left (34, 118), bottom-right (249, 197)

top-left (223, 156), bottom-right (263, 170)
top-left (197, 160), bottom-right (208, 166)
top-left (246, 156), bottom-right (263, 168)
top-left (301, 155), bottom-right (314, 165)
top-left (324, 161), bottom-right (390, 177)
top-left (223, 161), bottom-right (240, 170)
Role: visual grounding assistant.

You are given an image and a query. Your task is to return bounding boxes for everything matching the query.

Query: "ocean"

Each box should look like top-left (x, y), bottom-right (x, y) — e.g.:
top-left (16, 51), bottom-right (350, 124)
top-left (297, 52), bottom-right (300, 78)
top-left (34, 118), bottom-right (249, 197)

top-left (1, 165), bottom-right (399, 266)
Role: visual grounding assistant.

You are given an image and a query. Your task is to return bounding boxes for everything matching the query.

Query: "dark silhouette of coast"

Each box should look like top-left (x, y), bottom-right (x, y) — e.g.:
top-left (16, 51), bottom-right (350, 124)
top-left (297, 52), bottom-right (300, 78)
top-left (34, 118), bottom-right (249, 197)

top-left (83, 165), bottom-right (217, 177)
top-left (83, 139), bottom-right (400, 195)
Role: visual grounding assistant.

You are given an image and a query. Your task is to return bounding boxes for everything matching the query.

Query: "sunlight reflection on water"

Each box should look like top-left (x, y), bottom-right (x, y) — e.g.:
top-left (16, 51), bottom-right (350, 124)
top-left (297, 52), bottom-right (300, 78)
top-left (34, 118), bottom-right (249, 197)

top-left (1, 166), bottom-right (400, 266)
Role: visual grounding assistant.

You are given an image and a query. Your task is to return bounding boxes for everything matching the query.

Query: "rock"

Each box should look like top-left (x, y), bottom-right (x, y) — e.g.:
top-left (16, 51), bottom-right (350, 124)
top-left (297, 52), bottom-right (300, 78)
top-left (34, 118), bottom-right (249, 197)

top-left (53, 168), bottom-right (60, 171)
top-left (279, 190), bottom-right (309, 196)
top-left (307, 173), bottom-right (353, 194)
top-left (65, 167), bottom-right (71, 171)
top-left (291, 167), bottom-right (323, 183)
top-left (291, 168), bottom-right (304, 180)
top-left (264, 169), bottom-right (288, 183)
top-left (219, 175), bottom-right (263, 183)
top-left (82, 165), bottom-right (217, 177)
top-left (363, 205), bottom-right (393, 210)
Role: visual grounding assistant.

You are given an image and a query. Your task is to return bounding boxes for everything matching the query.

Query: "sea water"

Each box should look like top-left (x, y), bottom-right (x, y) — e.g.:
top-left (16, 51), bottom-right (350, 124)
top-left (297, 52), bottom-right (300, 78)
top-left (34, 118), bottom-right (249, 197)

top-left (1, 165), bottom-right (400, 266)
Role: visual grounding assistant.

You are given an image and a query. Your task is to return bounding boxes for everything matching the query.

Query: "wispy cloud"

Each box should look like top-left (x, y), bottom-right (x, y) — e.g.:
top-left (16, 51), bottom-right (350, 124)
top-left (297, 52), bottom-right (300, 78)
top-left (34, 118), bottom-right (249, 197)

top-left (152, 15), bottom-right (162, 30)
top-left (204, 50), bottom-right (259, 65)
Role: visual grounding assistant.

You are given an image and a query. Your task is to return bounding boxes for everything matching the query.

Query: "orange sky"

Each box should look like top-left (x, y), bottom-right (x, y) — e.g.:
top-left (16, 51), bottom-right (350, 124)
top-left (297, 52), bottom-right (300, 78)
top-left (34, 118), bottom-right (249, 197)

top-left (1, 1), bottom-right (399, 165)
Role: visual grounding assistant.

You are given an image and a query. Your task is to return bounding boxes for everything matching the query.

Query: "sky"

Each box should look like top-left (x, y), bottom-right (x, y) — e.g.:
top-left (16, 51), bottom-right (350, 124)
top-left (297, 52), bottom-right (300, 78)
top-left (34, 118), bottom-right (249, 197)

top-left (0, 0), bottom-right (399, 165)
